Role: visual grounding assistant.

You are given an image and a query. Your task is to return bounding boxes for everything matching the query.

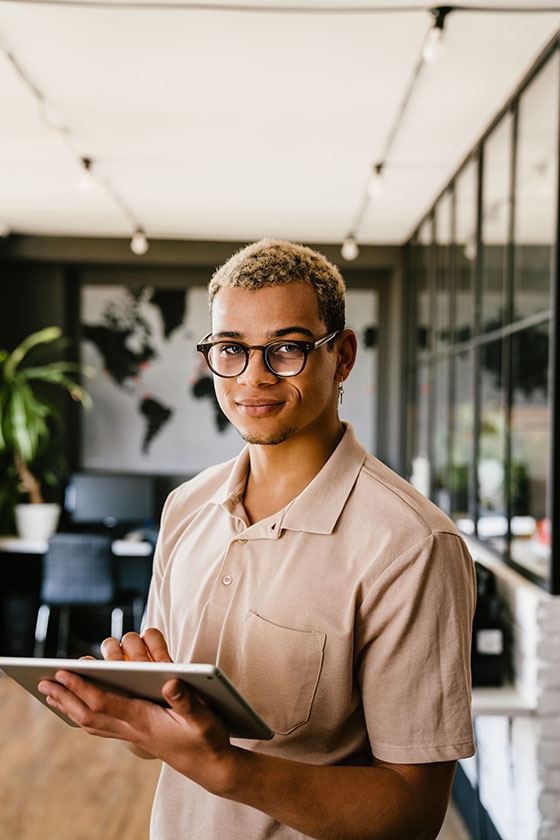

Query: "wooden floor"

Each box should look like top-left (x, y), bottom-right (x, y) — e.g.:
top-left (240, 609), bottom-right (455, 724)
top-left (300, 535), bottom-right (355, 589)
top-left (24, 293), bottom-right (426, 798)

top-left (0, 674), bottom-right (161, 840)
top-left (0, 672), bottom-right (471, 840)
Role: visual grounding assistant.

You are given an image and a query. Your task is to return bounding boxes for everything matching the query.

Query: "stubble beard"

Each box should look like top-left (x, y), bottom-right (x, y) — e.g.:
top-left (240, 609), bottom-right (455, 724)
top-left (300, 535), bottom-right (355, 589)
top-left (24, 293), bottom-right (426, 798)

top-left (237, 426), bottom-right (298, 446)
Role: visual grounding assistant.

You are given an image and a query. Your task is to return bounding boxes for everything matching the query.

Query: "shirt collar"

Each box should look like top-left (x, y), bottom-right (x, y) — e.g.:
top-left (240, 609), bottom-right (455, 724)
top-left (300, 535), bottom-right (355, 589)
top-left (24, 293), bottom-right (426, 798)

top-left (210, 423), bottom-right (367, 535)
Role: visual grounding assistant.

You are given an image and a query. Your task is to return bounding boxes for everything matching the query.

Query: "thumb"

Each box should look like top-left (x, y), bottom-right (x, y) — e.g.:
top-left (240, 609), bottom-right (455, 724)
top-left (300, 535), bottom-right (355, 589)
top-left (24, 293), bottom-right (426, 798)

top-left (162, 679), bottom-right (197, 712)
top-left (162, 680), bottom-right (231, 746)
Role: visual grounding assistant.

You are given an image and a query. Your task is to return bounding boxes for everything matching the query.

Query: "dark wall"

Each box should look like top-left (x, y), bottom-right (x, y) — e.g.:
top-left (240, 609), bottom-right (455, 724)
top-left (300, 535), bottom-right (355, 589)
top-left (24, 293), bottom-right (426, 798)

top-left (1, 261), bottom-right (68, 349)
top-left (1, 235), bottom-right (401, 508)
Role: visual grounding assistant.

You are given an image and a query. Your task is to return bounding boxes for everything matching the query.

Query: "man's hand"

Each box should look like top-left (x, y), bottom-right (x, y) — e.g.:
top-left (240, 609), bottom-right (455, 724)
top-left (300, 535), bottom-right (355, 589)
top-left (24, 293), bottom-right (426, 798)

top-left (99, 627), bottom-right (173, 663)
top-left (36, 628), bottom-right (455, 839)
top-left (36, 627), bottom-right (236, 776)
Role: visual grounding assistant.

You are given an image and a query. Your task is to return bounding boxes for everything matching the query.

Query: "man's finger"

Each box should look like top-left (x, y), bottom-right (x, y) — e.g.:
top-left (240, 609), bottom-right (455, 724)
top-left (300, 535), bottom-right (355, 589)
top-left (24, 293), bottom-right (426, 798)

top-left (100, 636), bottom-right (127, 660)
top-left (162, 679), bottom-right (194, 708)
top-left (119, 632), bottom-right (155, 661)
top-left (161, 681), bottom-right (220, 733)
top-left (37, 673), bottom-right (120, 736)
top-left (141, 627), bottom-right (173, 662)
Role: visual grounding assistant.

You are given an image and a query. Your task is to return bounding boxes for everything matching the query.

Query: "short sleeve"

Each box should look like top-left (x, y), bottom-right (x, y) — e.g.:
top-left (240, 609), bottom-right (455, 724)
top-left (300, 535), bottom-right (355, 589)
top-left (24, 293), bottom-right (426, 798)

top-left (356, 531), bottom-right (476, 763)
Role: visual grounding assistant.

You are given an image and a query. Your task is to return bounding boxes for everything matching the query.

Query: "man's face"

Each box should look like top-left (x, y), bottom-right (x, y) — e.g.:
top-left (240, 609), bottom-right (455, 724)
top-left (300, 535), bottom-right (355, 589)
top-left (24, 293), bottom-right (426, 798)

top-left (209, 283), bottom-right (341, 446)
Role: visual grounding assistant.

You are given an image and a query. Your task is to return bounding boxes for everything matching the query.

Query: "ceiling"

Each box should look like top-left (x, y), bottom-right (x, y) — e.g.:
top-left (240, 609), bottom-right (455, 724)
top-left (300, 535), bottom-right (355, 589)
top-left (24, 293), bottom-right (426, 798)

top-left (1, 0), bottom-right (560, 257)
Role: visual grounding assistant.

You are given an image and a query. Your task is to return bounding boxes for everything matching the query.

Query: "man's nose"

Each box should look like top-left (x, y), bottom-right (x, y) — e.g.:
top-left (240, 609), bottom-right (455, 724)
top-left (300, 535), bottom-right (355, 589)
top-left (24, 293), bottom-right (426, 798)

top-left (237, 349), bottom-right (278, 385)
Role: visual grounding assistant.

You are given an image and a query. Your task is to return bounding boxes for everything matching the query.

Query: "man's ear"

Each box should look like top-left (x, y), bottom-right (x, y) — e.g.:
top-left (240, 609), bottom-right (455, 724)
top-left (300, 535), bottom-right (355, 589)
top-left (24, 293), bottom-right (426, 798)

top-left (336, 329), bottom-right (358, 381)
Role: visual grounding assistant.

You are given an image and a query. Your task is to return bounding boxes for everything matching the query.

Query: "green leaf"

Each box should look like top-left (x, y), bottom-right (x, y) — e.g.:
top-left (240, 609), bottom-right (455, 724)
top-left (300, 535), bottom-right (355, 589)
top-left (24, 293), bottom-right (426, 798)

top-left (3, 326), bottom-right (62, 379)
top-left (12, 380), bottom-right (51, 462)
top-left (0, 327), bottom-right (93, 504)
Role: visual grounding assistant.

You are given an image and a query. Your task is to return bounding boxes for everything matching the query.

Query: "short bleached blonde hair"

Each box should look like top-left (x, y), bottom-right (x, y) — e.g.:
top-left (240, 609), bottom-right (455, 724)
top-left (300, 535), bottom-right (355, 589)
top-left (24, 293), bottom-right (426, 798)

top-left (208, 239), bottom-right (346, 332)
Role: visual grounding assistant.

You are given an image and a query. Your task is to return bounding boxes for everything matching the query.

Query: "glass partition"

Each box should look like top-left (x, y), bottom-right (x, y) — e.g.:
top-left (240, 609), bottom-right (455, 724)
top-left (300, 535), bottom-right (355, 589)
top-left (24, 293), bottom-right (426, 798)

top-left (454, 160), bottom-right (478, 343)
top-left (408, 363), bottom-right (432, 497)
top-left (510, 324), bottom-right (551, 579)
top-left (404, 41), bottom-right (559, 590)
top-left (415, 219), bottom-right (433, 360)
top-left (478, 338), bottom-right (507, 550)
top-left (450, 349), bottom-right (474, 525)
top-left (481, 113), bottom-right (512, 332)
top-left (435, 192), bottom-right (453, 352)
top-left (514, 52), bottom-right (559, 320)
top-left (433, 356), bottom-right (451, 514)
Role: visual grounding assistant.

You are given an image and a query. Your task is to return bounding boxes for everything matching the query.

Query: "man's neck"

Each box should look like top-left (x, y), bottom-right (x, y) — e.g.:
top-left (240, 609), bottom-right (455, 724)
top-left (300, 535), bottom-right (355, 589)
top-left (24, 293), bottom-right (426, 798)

top-left (242, 422), bottom-right (345, 525)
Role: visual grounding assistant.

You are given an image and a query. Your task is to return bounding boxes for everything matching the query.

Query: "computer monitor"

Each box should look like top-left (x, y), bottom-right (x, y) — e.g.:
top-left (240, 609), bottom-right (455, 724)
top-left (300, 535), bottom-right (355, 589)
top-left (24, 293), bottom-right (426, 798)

top-left (65, 473), bottom-right (154, 529)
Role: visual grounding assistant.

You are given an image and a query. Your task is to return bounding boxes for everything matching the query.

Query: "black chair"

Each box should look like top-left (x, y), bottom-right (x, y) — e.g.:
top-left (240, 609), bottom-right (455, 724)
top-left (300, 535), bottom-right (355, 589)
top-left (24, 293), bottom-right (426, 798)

top-left (34, 532), bottom-right (144, 658)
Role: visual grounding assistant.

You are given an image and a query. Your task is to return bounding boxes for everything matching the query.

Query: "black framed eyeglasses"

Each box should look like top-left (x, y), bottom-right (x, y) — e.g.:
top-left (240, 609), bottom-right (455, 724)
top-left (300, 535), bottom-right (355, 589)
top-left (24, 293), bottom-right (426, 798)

top-left (197, 331), bottom-right (340, 378)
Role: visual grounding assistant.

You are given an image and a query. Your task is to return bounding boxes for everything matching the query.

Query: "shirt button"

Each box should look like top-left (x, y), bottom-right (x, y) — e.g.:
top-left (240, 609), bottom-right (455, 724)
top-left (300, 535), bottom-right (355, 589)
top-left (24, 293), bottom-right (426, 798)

top-left (222, 575), bottom-right (233, 586)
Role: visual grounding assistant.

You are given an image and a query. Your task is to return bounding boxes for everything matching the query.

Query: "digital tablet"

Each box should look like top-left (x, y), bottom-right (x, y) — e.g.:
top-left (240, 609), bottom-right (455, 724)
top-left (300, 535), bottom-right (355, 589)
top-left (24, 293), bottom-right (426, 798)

top-left (0, 656), bottom-right (273, 740)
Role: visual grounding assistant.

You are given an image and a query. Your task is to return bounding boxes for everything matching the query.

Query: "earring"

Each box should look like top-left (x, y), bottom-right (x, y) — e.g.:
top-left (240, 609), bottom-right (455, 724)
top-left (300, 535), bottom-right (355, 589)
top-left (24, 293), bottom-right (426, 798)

top-left (338, 380), bottom-right (345, 406)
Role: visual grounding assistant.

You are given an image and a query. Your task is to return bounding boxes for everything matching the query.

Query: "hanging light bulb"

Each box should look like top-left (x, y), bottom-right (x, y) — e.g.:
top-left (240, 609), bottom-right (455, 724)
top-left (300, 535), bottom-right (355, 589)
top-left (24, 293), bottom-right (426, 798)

top-left (463, 236), bottom-right (477, 262)
top-left (341, 235), bottom-right (359, 261)
top-left (130, 228), bottom-right (149, 255)
top-left (423, 25), bottom-right (443, 65)
top-left (78, 157), bottom-right (93, 192)
top-left (535, 160), bottom-right (553, 197)
top-left (367, 162), bottom-right (384, 198)
top-left (422, 6), bottom-right (452, 65)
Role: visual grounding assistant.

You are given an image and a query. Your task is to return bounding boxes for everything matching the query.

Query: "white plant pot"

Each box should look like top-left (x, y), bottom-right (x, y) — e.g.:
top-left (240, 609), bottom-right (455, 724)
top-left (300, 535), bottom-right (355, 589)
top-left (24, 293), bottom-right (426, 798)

top-left (15, 503), bottom-right (61, 543)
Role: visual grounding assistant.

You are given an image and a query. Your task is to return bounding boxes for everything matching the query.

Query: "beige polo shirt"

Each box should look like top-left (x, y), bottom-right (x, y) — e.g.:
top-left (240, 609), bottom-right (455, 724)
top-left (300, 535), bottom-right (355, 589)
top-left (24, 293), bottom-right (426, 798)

top-left (145, 423), bottom-right (476, 839)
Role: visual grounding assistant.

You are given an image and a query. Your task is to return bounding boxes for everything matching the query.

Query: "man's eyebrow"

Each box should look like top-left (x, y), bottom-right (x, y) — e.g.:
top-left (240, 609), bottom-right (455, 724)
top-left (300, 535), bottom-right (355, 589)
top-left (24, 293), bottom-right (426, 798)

top-left (211, 330), bottom-right (244, 340)
top-left (211, 327), bottom-right (316, 341)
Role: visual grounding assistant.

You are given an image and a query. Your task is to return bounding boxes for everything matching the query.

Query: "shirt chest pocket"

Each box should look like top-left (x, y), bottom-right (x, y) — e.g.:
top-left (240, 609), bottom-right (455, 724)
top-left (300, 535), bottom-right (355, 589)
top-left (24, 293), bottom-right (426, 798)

top-left (229, 610), bottom-right (326, 736)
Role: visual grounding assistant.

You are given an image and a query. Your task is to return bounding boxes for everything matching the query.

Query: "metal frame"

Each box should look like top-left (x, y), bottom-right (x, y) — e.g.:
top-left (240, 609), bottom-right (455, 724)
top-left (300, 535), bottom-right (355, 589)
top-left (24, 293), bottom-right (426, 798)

top-left (405, 34), bottom-right (560, 593)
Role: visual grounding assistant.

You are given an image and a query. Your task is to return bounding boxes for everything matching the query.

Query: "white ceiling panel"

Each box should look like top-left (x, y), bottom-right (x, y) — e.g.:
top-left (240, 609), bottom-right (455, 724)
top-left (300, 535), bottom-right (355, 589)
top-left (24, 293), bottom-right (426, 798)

top-left (1, 1), bottom-right (560, 251)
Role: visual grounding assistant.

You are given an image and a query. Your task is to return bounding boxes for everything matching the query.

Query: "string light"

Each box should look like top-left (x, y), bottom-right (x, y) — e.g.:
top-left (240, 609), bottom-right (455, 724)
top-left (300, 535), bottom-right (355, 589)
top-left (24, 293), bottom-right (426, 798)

top-left (0, 38), bottom-right (148, 249)
top-left (78, 156), bottom-right (93, 192)
top-left (1, 2), bottom-right (557, 257)
top-left (367, 162), bottom-right (384, 198)
top-left (130, 228), bottom-right (149, 255)
top-left (341, 235), bottom-right (359, 262)
top-left (8, 2), bottom-right (560, 12)
top-left (341, 5), bottom-right (453, 260)
top-left (422, 6), bottom-right (452, 64)
top-left (463, 236), bottom-right (477, 262)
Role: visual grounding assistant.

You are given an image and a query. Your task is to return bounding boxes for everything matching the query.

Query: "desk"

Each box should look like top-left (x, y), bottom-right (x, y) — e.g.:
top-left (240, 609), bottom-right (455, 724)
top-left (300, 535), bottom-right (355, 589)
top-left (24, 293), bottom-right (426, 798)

top-left (0, 536), bottom-right (153, 557)
top-left (472, 684), bottom-right (536, 717)
top-left (0, 535), bottom-right (154, 656)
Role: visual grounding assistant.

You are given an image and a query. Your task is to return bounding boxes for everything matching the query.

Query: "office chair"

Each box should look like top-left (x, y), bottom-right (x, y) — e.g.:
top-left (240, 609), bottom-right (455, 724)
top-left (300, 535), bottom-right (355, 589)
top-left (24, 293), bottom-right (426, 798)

top-left (34, 532), bottom-right (144, 658)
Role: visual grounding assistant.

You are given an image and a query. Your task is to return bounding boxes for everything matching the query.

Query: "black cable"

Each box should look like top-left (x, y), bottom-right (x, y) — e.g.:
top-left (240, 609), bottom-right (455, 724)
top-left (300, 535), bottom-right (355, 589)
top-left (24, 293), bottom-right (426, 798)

top-left (0, 1), bottom-right (428, 11)
top-left (2, 0), bottom-right (560, 13)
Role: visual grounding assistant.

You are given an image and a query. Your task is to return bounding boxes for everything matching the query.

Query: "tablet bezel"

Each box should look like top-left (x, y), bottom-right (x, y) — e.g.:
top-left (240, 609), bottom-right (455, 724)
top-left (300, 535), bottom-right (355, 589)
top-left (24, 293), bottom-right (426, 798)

top-left (0, 656), bottom-right (273, 740)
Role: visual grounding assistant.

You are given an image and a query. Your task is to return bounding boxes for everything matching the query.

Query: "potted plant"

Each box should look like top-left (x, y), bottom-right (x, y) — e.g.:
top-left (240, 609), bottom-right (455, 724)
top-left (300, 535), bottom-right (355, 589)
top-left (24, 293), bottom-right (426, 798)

top-left (0, 326), bottom-right (92, 541)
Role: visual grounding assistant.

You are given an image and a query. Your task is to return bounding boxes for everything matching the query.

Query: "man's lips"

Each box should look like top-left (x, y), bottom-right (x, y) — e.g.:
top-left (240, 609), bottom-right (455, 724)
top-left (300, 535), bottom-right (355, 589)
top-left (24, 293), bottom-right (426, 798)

top-left (236, 400), bottom-right (284, 416)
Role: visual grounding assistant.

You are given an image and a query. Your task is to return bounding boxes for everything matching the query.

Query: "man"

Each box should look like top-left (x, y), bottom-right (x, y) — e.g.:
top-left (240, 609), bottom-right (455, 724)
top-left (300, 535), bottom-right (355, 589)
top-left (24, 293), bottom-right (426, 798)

top-left (39, 240), bottom-right (476, 840)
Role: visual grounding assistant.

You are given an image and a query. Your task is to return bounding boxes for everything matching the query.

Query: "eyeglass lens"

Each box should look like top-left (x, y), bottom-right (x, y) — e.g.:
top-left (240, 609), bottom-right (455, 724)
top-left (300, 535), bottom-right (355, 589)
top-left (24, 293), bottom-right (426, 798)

top-left (207, 342), bottom-right (306, 377)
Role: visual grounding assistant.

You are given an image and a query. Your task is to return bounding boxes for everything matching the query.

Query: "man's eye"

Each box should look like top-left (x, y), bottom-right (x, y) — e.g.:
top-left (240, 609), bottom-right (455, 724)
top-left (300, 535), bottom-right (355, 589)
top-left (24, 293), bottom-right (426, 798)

top-left (274, 343), bottom-right (301, 355)
top-left (219, 343), bottom-right (245, 356)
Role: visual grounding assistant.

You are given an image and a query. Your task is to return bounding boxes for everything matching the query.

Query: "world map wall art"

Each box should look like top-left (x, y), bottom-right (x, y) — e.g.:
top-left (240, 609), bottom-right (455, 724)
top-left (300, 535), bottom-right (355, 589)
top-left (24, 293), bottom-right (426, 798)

top-left (80, 284), bottom-right (377, 476)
